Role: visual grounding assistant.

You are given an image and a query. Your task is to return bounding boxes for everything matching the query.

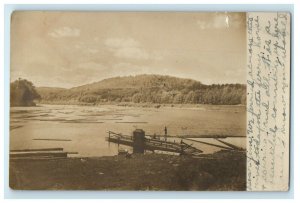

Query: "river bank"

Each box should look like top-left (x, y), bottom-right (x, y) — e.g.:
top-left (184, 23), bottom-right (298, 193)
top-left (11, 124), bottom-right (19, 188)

top-left (36, 101), bottom-right (246, 109)
top-left (10, 150), bottom-right (246, 191)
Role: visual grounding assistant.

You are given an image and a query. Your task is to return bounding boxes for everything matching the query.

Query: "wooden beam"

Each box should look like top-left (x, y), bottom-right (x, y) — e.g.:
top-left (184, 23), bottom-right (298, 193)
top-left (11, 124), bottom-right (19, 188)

top-left (215, 138), bottom-right (242, 150)
top-left (175, 135), bottom-right (246, 138)
top-left (10, 151), bottom-right (68, 158)
top-left (10, 148), bottom-right (64, 152)
top-left (183, 138), bottom-right (233, 150)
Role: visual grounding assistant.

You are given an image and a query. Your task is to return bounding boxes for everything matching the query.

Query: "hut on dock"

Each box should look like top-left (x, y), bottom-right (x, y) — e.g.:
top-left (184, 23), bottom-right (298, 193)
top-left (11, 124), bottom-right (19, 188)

top-left (132, 129), bottom-right (145, 153)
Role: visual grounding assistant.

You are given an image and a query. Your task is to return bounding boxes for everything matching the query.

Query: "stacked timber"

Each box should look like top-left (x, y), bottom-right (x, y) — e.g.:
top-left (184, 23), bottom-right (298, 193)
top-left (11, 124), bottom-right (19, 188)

top-left (10, 148), bottom-right (77, 159)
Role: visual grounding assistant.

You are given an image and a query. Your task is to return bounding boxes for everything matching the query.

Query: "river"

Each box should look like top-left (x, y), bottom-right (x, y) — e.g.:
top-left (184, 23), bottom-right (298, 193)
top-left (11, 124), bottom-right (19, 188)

top-left (10, 104), bottom-right (246, 157)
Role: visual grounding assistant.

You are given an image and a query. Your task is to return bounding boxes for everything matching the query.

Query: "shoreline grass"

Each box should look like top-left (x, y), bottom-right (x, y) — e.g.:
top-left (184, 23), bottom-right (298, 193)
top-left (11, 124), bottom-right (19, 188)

top-left (10, 150), bottom-right (246, 191)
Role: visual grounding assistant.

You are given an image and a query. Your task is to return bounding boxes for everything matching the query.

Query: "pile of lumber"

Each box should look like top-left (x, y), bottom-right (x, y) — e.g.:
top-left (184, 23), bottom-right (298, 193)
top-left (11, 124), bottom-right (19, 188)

top-left (10, 148), bottom-right (77, 159)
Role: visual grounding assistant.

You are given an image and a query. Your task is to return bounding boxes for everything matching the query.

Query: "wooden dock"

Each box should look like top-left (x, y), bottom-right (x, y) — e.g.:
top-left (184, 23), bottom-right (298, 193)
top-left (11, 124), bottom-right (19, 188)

top-left (106, 131), bottom-right (203, 156)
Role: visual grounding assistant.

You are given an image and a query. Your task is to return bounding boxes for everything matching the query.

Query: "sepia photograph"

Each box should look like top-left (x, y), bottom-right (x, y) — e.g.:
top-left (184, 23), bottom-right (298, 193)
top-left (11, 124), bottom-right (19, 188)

top-left (9, 11), bottom-right (247, 191)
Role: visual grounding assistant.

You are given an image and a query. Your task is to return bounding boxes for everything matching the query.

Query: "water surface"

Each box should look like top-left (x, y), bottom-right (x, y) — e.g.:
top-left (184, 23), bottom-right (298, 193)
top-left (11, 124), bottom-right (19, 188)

top-left (10, 104), bottom-right (246, 157)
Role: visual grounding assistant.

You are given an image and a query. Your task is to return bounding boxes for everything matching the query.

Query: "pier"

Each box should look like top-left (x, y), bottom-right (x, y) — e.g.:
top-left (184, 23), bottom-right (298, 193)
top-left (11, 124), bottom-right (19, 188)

top-left (106, 129), bottom-right (203, 156)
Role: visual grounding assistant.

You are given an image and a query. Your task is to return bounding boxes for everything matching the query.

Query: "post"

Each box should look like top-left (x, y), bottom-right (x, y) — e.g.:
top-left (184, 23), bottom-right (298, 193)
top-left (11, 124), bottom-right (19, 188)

top-left (164, 126), bottom-right (167, 142)
top-left (180, 139), bottom-right (184, 155)
top-left (132, 129), bottom-right (145, 154)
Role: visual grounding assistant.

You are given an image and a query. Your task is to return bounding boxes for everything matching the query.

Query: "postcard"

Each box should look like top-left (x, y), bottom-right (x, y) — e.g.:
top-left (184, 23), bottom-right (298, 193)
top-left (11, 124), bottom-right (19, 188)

top-left (9, 11), bottom-right (290, 191)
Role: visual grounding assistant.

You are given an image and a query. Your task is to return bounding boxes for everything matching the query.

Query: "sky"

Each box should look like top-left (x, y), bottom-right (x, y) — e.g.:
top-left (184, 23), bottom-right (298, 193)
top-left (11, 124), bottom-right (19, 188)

top-left (10, 12), bottom-right (246, 88)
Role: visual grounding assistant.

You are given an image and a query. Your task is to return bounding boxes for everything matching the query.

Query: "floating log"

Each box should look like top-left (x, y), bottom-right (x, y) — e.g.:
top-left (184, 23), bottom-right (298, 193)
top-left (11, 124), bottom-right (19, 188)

top-left (115, 122), bottom-right (148, 124)
top-left (97, 118), bottom-right (123, 120)
top-left (33, 138), bottom-right (71, 141)
top-left (62, 121), bottom-right (104, 123)
top-left (37, 119), bottom-right (67, 122)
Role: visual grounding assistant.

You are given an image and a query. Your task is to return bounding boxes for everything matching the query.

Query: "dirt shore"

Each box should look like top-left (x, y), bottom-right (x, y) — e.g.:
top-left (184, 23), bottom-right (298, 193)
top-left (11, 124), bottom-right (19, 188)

top-left (9, 150), bottom-right (246, 191)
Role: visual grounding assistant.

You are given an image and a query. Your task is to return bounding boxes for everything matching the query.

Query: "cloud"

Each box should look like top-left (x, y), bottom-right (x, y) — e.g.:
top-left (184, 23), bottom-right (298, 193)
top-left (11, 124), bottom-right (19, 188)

top-left (49, 27), bottom-right (80, 38)
top-left (104, 38), bottom-right (139, 48)
top-left (104, 38), bottom-right (162, 61)
top-left (72, 42), bottom-right (99, 55)
top-left (197, 13), bottom-right (243, 29)
top-left (87, 48), bottom-right (99, 54)
top-left (113, 62), bottom-right (149, 73)
top-left (50, 62), bottom-right (109, 87)
top-left (114, 47), bottom-right (150, 60)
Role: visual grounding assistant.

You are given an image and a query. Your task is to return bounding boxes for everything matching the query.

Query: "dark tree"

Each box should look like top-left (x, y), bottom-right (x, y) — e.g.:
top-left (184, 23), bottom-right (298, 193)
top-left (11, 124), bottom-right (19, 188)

top-left (10, 78), bottom-right (41, 106)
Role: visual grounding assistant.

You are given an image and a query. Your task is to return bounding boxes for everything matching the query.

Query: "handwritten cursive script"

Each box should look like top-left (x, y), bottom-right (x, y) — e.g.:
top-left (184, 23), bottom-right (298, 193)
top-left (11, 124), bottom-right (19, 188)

top-left (246, 12), bottom-right (290, 191)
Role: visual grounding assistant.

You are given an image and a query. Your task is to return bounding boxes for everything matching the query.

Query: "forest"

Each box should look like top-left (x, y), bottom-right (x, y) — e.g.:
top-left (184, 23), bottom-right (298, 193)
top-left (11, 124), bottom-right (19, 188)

top-left (36, 75), bottom-right (246, 105)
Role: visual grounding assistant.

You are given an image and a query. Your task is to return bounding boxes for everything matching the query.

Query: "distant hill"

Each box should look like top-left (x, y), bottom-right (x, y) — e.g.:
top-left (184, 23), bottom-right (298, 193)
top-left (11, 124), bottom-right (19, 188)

top-left (36, 74), bottom-right (246, 105)
top-left (36, 87), bottom-right (67, 95)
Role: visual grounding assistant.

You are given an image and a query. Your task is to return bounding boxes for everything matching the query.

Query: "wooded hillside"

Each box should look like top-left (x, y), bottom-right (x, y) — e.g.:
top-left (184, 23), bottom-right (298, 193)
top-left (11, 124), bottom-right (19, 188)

top-left (36, 75), bottom-right (246, 105)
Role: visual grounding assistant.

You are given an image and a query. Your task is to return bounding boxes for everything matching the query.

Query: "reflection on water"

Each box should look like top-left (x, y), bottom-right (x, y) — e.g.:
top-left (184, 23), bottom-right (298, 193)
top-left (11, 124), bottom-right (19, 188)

top-left (10, 104), bottom-right (246, 157)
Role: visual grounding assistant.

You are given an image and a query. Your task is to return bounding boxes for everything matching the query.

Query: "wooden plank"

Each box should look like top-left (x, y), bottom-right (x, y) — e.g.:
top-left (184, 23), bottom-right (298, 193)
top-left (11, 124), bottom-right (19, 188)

top-left (10, 148), bottom-right (64, 152)
top-left (10, 157), bottom-right (67, 160)
top-left (146, 138), bottom-right (177, 145)
top-left (10, 151), bottom-right (68, 158)
top-left (106, 137), bottom-right (133, 147)
top-left (145, 144), bottom-right (181, 153)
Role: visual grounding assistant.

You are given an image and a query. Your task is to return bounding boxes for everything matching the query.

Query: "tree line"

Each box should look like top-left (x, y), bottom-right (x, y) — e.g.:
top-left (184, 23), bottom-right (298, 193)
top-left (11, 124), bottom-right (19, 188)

top-left (39, 84), bottom-right (246, 105)
top-left (10, 75), bottom-right (246, 106)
